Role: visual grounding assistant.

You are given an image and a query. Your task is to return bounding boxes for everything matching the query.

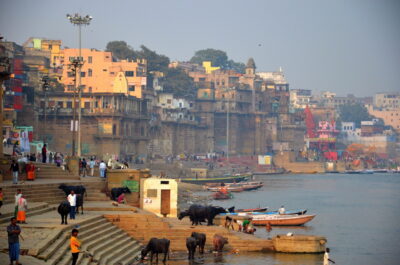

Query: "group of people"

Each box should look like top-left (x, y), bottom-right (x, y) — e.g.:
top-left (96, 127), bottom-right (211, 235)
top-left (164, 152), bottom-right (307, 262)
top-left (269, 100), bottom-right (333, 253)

top-left (224, 216), bottom-right (256, 234)
top-left (79, 158), bottom-right (107, 178)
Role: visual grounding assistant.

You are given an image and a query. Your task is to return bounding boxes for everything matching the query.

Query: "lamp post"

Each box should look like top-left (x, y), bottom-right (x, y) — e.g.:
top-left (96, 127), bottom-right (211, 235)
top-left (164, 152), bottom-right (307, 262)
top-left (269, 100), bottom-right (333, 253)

top-left (66, 13), bottom-right (92, 157)
top-left (68, 58), bottom-right (83, 156)
top-left (0, 40), bottom-right (11, 158)
top-left (41, 76), bottom-right (50, 145)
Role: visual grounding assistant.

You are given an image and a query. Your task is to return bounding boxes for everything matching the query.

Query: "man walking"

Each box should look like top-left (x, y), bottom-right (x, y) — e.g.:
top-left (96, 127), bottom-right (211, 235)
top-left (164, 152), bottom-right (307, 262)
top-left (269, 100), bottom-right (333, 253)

top-left (7, 217), bottom-right (21, 265)
top-left (89, 158), bottom-right (96, 177)
top-left (67, 190), bottom-right (77, 220)
top-left (70, 229), bottom-right (81, 265)
top-left (99, 160), bottom-right (106, 178)
top-left (81, 158), bottom-right (87, 177)
top-left (42, 144), bottom-right (47, 163)
top-left (10, 160), bottom-right (19, 185)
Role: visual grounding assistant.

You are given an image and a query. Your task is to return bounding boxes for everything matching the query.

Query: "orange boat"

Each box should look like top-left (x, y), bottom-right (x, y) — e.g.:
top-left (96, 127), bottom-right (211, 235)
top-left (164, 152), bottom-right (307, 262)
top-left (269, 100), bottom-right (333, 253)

top-left (252, 214), bottom-right (316, 226)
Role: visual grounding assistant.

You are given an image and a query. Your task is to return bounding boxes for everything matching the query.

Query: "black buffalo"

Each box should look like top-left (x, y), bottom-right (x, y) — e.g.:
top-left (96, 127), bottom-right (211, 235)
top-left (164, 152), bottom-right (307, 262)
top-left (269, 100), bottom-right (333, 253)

top-left (186, 237), bottom-right (197, 260)
top-left (191, 232), bottom-right (206, 254)
top-left (110, 187), bottom-right (131, 201)
top-left (57, 201), bottom-right (71, 225)
top-left (179, 204), bottom-right (226, 226)
top-left (140, 238), bottom-right (170, 264)
top-left (58, 184), bottom-right (87, 196)
top-left (58, 184), bottom-right (86, 214)
top-left (178, 210), bottom-right (206, 225)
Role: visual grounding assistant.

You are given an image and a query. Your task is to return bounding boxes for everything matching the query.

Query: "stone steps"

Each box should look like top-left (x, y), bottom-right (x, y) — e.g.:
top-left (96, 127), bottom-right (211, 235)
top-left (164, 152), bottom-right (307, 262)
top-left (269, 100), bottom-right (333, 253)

top-left (0, 203), bottom-right (53, 224)
top-left (36, 216), bottom-right (142, 265)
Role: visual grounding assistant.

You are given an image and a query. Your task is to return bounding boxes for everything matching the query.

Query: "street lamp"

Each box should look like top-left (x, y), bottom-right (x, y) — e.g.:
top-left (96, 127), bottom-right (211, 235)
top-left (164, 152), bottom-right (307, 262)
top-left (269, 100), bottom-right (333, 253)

top-left (68, 58), bottom-right (83, 156)
top-left (66, 13), bottom-right (92, 157)
top-left (41, 76), bottom-right (50, 145)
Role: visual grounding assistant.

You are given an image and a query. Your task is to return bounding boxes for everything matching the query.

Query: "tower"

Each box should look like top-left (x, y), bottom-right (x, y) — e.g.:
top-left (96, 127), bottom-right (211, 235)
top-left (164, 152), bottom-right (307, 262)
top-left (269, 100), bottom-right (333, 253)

top-left (245, 58), bottom-right (256, 75)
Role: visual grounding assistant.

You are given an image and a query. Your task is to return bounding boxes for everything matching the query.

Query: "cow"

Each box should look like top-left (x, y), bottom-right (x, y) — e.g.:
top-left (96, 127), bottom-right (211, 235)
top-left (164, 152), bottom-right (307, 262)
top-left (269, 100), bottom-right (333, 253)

top-left (186, 237), bottom-right (197, 260)
top-left (140, 238), bottom-right (170, 264)
top-left (213, 234), bottom-right (228, 252)
top-left (110, 187), bottom-right (131, 201)
top-left (191, 232), bottom-right (206, 254)
top-left (58, 184), bottom-right (87, 197)
top-left (179, 204), bottom-right (226, 226)
top-left (57, 201), bottom-right (71, 225)
top-left (58, 184), bottom-right (86, 214)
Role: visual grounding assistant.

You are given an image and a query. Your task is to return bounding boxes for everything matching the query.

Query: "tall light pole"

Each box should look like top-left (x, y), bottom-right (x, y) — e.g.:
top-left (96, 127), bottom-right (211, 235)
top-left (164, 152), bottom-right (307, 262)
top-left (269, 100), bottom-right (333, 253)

top-left (66, 13), bottom-right (92, 157)
top-left (41, 76), bottom-right (50, 146)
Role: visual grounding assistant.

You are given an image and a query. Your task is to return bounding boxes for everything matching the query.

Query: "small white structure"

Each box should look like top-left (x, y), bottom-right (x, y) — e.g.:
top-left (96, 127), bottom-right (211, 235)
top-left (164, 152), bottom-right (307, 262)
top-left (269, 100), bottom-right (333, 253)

top-left (140, 178), bottom-right (178, 218)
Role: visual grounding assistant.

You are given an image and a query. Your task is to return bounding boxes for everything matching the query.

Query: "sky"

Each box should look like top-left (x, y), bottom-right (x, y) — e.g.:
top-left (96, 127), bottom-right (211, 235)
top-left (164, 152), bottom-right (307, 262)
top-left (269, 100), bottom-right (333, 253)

top-left (1, 0), bottom-right (399, 96)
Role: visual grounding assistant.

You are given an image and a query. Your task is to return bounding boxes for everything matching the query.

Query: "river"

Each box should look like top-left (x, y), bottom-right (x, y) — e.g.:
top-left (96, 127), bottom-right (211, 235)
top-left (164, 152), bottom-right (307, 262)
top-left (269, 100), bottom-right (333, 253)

top-left (184, 172), bottom-right (400, 265)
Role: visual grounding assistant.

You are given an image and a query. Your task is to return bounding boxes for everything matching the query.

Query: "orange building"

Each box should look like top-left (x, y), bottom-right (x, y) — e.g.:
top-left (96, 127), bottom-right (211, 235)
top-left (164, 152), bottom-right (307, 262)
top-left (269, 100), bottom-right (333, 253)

top-left (61, 49), bottom-right (147, 98)
top-left (368, 106), bottom-right (400, 132)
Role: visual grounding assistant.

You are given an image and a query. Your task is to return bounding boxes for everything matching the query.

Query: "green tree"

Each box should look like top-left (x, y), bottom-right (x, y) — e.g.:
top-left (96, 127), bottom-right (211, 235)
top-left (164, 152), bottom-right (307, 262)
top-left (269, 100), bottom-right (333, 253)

top-left (338, 103), bottom-right (372, 127)
top-left (105, 41), bottom-right (137, 60)
top-left (227, 60), bottom-right (245, 74)
top-left (136, 45), bottom-right (170, 73)
top-left (190, 48), bottom-right (229, 68)
top-left (163, 68), bottom-right (196, 99)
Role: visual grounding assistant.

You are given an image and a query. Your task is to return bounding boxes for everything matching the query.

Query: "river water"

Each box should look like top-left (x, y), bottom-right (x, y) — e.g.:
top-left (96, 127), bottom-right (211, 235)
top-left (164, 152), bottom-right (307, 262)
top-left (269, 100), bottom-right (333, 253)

top-left (181, 173), bottom-right (400, 265)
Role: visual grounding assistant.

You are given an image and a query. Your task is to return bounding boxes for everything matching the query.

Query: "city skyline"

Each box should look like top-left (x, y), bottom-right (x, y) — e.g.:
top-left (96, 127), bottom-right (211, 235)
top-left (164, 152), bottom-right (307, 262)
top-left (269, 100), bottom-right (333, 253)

top-left (1, 0), bottom-right (399, 96)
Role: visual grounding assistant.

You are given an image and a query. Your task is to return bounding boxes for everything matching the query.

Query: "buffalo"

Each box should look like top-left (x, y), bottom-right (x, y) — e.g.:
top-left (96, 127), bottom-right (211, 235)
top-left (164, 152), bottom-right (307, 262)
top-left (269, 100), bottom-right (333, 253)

top-left (141, 238), bottom-right (170, 264)
top-left (186, 237), bottom-right (197, 260)
top-left (213, 234), bottom-right (228, 252)
top-left (58, 184), bottom-right (86, 214)
top-left (191, 232), bottom-right (206, 254)
top-left (57, 201), bottom-right (71, 225)
top-left (110, 187), bottom-right (131, 201)
top-left (179, 204), bottom-right (226, 226)
top-left (178, 210), bottom-right (206, 225)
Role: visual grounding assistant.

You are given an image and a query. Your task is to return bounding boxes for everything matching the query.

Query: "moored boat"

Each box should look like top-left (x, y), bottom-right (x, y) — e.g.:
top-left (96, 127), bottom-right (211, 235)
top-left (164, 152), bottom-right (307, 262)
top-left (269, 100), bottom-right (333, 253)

top-left (251, 214), bottom-right (316, 226)
top-left (181, 174), bottom-right (250, 185)
top-left (235, 207), bottom-right (268, 213)
top-left (221, 209), bottom-right (307, 216)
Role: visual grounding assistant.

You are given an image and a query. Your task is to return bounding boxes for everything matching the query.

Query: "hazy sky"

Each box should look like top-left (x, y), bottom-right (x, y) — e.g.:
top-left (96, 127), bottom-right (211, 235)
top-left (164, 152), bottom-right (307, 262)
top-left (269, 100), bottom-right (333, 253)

top-left (1, 0), bottom-right (399, 96)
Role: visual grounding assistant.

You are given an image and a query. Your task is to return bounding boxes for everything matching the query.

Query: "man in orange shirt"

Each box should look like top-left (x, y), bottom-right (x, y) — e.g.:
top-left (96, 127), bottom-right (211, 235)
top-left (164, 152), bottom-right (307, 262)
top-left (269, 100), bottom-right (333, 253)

top-left (70, 229), bottom-right (81, 265)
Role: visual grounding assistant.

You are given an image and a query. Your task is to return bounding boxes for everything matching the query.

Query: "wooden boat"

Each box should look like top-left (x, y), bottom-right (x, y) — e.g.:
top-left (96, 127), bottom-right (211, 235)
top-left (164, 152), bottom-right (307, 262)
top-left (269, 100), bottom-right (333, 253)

top-left (221, 209), bottom-right (307, 216)
top-left (205, 181), bottom-right (263, 192)
top-left (207, 185), bottom-right (244, 192)
top-left (212, 191), bottom-right (233, 200)
top-left (251, 214), bottom-right (316, 226)
top-left (235, 207), bottom-right (268, 213)
top-left (181, 174), bottom-right (249, 185)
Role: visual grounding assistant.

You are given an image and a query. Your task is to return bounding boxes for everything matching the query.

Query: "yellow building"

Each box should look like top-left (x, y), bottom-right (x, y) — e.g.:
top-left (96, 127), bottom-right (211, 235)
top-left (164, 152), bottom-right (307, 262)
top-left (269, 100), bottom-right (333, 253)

top-left (202, 61), bottom-right (220, 74)
top-left (61, 48), bottom-right (147, 98)
top-left (31, 38), bottom-right (63, 66)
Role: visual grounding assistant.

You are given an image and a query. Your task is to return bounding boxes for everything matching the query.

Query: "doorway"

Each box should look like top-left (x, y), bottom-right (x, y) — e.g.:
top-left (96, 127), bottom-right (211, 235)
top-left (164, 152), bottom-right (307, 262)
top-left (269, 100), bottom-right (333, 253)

top-left (161, 189), bottom-right (171, 217)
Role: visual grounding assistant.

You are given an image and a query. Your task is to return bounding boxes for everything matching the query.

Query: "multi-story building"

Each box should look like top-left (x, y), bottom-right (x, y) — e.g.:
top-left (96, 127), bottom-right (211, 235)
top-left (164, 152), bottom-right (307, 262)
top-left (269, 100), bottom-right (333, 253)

top-left (290, 89), bottom-right (313, 110)
top-left (367, 105), bottom-right (400, 132)
top-left (373, 92), bottom-right (400, 109)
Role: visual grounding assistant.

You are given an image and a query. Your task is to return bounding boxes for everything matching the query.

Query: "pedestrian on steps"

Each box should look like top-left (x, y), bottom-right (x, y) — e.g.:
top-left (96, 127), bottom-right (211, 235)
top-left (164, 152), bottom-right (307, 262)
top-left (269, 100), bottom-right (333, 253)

top-left (14, 189), bottom-right (22, 218)
top-left (16, 195), bottom-right (27, 224)
top-left (99, 160), bottom-right (106, 178)
top-left (70, 229), bottom-right (81, 265)
top-left (81, 158), bottom-right (87, 177)
top-left (7, 217), bottom-right (21, 265)
top-left (67, 190), bottom-right (77, 220)
top-left (42, 144), bottom-right (47, 163)
top-left (10, 160), bottom-right (19, 185)
top-left (89, 158), bottom-right (95, 177)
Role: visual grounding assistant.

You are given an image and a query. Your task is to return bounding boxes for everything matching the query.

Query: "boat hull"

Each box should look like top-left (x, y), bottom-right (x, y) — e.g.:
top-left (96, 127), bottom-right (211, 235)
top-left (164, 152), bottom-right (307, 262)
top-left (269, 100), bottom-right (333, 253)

top-left (252, 214), bottom-right (316, 226)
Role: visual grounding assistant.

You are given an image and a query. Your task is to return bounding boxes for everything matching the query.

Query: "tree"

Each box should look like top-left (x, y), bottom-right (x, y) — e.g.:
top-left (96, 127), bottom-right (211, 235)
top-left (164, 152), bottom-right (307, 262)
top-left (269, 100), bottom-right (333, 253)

top-left (338, 103), bottom-right (372, 127)
top-left (136, 45), bottom-right (170, 73)
top-left (105, 41), bottom-right (137, 60)
top-left (163, 68), bottom-right (196, 99)
top-left (190, 49), bottom-right (228, 68)
top-left (227, 60), bottom-right (245, 74)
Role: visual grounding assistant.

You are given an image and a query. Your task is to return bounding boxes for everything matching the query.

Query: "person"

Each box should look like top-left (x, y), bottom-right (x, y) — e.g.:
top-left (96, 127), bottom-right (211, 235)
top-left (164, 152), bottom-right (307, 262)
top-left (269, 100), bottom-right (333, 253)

top-left (278, 205), bottom-right (286, 215)
top-left (219, 183), bottom-right (228, 195)
top-left (81, 158), bottom-right (87, 177)
top-left (67, 190), bottom-right (77, 220)
top-left (10, 160), bottom-right (19, 185)
top-left (49, 152), bottom-right (53, 164)
top-left (99, 160), bottom-right (106, 178)
top-left (89, 158), bottom-right (96, 177)
top-left (16, 195), bottom-right (27, 224)
top-left (7, 217), bottom-right (22, 265)
top-left (42, 144), bottom-right (47, 163)
top-left (324, 248), bottom-right (335, 265)
top-left (26, 161), bottom-right (36, 181)
top-left (70, 229), bottom-right (81, 265)
top-left (224, 216), bottom-right (234, 230)
top-left (117, 193), bottom-right (126, 204)
top-left (233, 219), bottom-right (242, 232)
top-left (0, 187), bottom-right (3, 215)
top-left (266, 221), bottom-right (272, 233)
top-left (14, 189), bottom-right (22, 218)
top-left (242, 218), bottom-right (251, 232)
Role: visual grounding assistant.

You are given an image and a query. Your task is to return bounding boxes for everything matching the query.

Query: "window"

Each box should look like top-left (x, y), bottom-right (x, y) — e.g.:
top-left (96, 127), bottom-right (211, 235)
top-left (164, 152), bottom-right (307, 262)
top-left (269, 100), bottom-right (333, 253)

top-left (128, 86), bottom-right (135, 92)
top-left (67, 85), bottom-right (75, 91)
top-left (147, 189), bottom-right (157, 197)
top-left (88, 69), bottom-right (92, 77)
top-left (161, 181), bottom-right (169, 184)
top-left (67, 71), bottom-right (75, 77)
top-left (113, 124), bottom-right (117, 135)
top-left (67, 101), bottom-right (72, 108)
top-left (125, 71), bottom-right (134, 77)
top-left (49, 44), bottom-right (52, 50)
top-left (57, 101), bottom-right (63, 108)
top-left (84, 102), bottom-right (90, 109)
top-left (88, 56), bottom-right (92, 63)
top-left (80, 72), bottom-right (86, 77)
top-left (167, 99), bottom-right (172, 104)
